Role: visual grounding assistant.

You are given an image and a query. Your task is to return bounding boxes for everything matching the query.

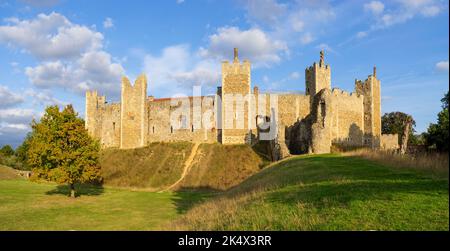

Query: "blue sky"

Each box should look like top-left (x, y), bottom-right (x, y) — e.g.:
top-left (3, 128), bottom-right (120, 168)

top-left (0, 0), bottom-right (448, 147)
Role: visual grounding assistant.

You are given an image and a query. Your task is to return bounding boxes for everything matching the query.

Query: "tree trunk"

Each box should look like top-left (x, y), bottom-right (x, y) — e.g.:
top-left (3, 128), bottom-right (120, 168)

top-left (400, 118), bottom-right (412, 155)
top-left (70, 183), bottom-right (75, 198)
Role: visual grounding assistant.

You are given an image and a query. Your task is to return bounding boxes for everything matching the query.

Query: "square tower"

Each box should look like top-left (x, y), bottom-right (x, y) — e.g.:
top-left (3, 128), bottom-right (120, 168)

top-left (85, 90), bottom-right (106, 139)
top-left (220, 48), bottom-right (252, 144)
top-left (120, 74), bottom-right (148, 149)
top-left (305, 50), bottom-right (331, 102)
top-left (355, 66), bottom-right (381, 148)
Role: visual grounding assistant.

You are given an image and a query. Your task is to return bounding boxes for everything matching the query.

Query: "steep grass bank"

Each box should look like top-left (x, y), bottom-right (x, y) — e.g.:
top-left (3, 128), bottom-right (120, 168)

top-left (100, 142), bottom-right (193, 190)
top-left (177, 143), bottom-right (266, 191)
top-left (168, 154), bottom-right (449, 230)
top-left (99, 142), bottom-right (266, 191)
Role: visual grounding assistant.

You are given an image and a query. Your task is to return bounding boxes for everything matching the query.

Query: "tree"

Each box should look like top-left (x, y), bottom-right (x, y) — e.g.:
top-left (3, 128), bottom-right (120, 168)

top-left (14, 133), bottom-right (32, 170)
top-left (424, 91), bottom-right (449, 151)
top-left (0, 145), bottom-right (15, 157)
top-left (381, 112), bottom-right (416, 146)
top-left (27, 105), bottom-right (101, 197)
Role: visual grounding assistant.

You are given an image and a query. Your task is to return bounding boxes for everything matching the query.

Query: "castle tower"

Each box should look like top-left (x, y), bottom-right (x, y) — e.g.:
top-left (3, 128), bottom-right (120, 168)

top-left (355, 66), bottom-right (381, 148)
top-left (220, 48), bottom-right (252, 144)
top-left (305, 50), bottom-right (331, 103)
top-left (85, 90), bottom-right (106, 139)
top-left (120, 74), bottom-right (147, 149)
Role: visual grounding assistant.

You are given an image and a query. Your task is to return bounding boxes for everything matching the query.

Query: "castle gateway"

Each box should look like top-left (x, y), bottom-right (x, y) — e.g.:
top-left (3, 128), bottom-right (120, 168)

top-left (85, 49), bottom-right (397, 157)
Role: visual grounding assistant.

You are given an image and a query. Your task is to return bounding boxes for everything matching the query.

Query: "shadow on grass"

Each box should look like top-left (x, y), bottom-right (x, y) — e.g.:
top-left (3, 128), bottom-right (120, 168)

top-left (45, 183), bottom-right (104, 197)
top-left (170, 186), bottom-right (222, 214)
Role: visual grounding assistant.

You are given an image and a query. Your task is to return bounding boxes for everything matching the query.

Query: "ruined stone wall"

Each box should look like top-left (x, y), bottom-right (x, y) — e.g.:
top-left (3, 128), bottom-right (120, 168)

top-left (85, 49), bottom-right (384, 156)
top-left (381, 134), bottom-right (399, 150)
top-left (276, 94), bottom-right (310, 156)
top-left (120, 75), bottom-right (147, 149)
top-left (330, 89), bottom-right (365, 147)
top-left (100, 103), bottom-right (121, 148)
top-left (355, 72), bottom-right (381, 147)
top-left (85, 91), bottom-right (106, 140)
top-left (310, 89), bottom-right (333, 153)
top-left (146, 96), bottom-right (217, 143)
top-left (305, 58), bottom-right (331, 102)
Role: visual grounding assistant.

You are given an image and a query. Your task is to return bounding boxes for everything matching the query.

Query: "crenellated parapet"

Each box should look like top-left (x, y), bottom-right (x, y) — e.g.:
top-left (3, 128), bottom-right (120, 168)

top-left (305, 50), bottom-right (331, 102)
top-left (331, 88), bottom-right (363, 100)
top-left (84, 48), bottom-right (383, 155)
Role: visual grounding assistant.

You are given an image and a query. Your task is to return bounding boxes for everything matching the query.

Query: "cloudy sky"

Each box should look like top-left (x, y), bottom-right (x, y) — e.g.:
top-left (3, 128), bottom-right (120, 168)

top-left (0, 0), bottom-right (448, 147)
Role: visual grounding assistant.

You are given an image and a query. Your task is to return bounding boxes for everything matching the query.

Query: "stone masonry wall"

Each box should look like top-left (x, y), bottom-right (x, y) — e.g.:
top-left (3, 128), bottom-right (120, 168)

top-left (85, 49), bottom-right (383, 156)
top-left (221, 51), bottom-right (251, 145)
top-left (146, 96), bottom-right (217, 143)
top-left (330, 88), bottom-right (365, 146)
top-left (120, 75), bottom-right (147, 149)
top-left (381, 134), bottom-right (399, 150)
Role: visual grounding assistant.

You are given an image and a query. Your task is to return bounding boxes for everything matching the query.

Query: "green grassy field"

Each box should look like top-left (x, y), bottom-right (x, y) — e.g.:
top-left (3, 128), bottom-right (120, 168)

top-left (0, 179), bottom-right (209, 230)
top-left (170, 154), bottom-right (449, 230)
top-left (0, 154), bottom-right (448, 230)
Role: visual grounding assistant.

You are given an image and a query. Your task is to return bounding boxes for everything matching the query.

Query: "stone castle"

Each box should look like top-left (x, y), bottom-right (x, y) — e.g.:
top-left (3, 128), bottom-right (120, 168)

top-left (85, 49), bottom-right (398, 158)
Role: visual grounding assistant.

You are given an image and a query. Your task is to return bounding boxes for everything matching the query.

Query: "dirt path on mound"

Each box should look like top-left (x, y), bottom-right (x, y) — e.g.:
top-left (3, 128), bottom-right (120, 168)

top-left (159, 143), bottom-right (200, 192)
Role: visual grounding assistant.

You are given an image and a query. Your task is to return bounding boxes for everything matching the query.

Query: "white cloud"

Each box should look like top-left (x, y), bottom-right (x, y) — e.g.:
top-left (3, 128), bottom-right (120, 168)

top-left (289, 71), bottom-right (300, 80)
top-left (199, 26), bottom-right (288, 67)
top-left (24, 89), bottom-right (66, 107)
top-left (371, 0), bottom-right (445, 29)
top-left (143, 44), bottom-right (220, 97)
top-left (25, 50), bottom-right (125, 97)
top-left (364, 1), bottom-right (385, 15)
top-left (176, 0), bottom-right (185, 4)
top-left (436, 61), bottom-right (449, 72)
top-left (0, 108), bottom-right (38, 124)
top-left (356, 31), bottom-right (368, 39)
top-left (0, 121), bottom-right (31, 147)
top-left (421, 5), bottom-right (441, 17)
top-left (243, 0), bottom-right (287, 26)
top-left (0, 85), bottom-right (24, 108)
top-left (0, 12), bottom-right (103, 60)
top-left (103, 17), bottom-right (114, 29)
top-left (240, 0), bottom-right (335, 54)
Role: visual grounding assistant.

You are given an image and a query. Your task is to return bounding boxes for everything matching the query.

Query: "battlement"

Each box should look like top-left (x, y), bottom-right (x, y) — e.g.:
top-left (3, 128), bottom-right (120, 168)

top-left (331, 88), bottom-right (363, 100)
top-left (85, 48), bottom-right (382, 154)
top-left (305, 50), bottom-right (331, 98)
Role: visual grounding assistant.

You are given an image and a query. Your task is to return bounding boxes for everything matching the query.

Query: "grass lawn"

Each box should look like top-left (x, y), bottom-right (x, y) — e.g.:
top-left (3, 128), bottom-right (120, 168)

top-left (0, 154), bottom-right (448, 230)
top-left (0, 179), bottom-right (208, 230)
top-left (170, 154), bottom-right (449, 230)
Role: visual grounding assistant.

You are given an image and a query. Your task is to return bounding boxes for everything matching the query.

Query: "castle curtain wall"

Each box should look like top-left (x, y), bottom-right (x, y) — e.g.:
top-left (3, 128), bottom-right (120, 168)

top-left (146, 97), bottom-right (217, 143)
top-left (85, 49), bottom-right (384, 154)
top-left (330, 89), bottom-right (365, 147)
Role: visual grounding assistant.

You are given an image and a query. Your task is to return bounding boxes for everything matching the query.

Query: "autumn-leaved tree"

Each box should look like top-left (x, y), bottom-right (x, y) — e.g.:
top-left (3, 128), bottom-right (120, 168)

top-left (27, 105), bottom-right (101, 197)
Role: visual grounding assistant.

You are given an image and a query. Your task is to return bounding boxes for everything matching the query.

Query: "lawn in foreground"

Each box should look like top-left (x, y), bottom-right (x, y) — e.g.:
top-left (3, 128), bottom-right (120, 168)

top-left (170, 154), bottom-right (449, 230)
top-left (0, 179), bottom-right (207, 230)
